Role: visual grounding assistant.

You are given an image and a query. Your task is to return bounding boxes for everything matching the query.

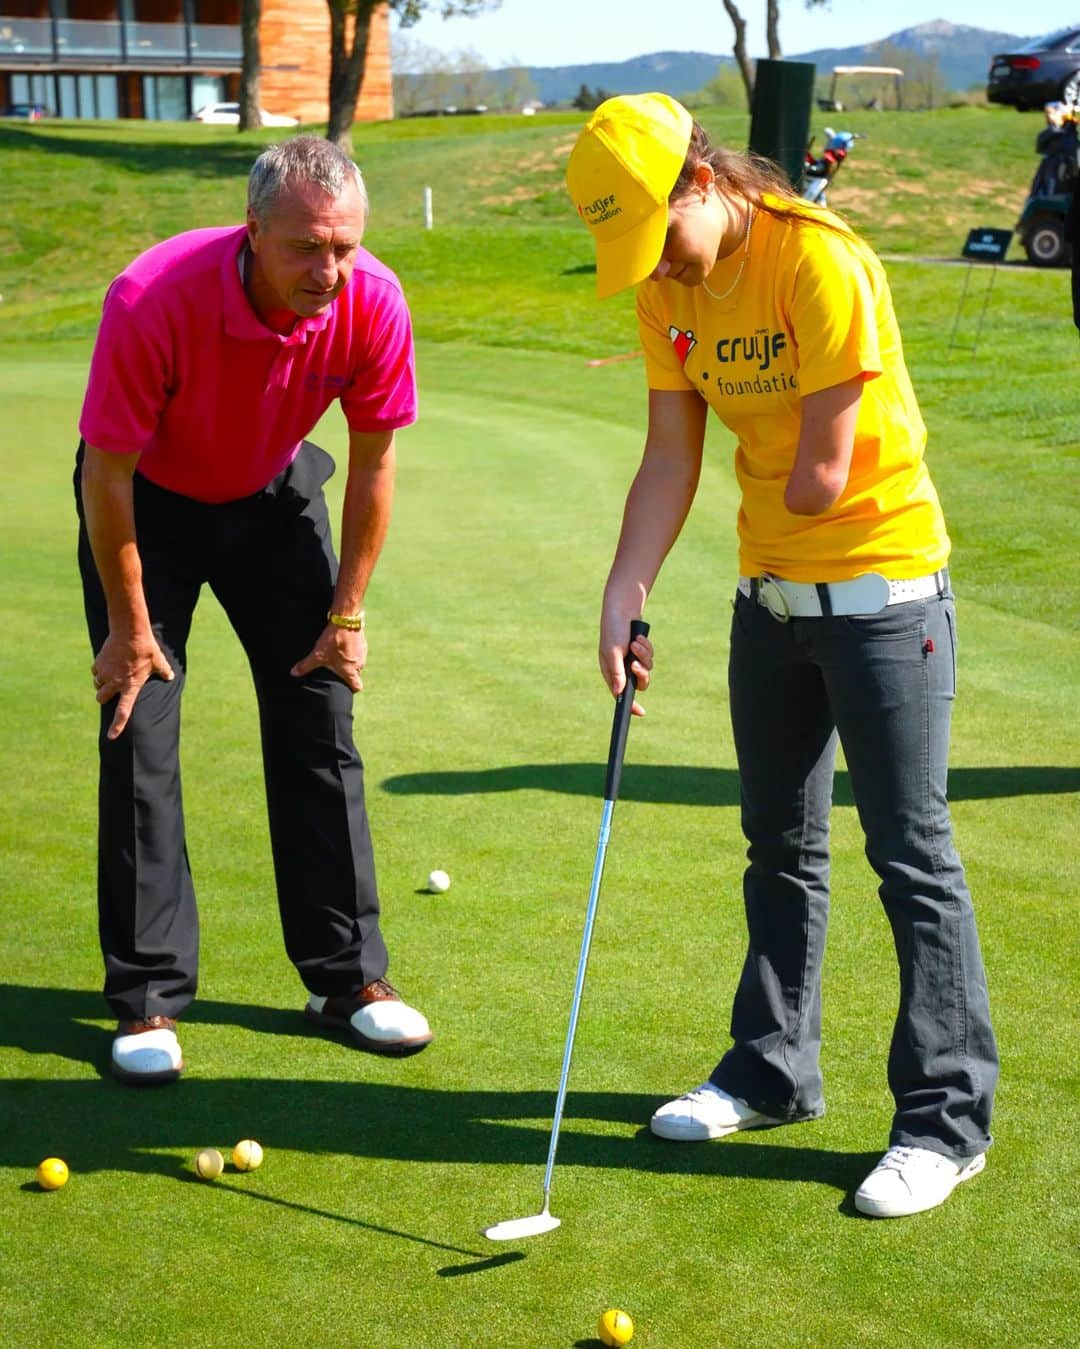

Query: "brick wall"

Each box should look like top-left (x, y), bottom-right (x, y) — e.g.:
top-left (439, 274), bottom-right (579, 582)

top-left (260, 0), bottom-right (392, 126)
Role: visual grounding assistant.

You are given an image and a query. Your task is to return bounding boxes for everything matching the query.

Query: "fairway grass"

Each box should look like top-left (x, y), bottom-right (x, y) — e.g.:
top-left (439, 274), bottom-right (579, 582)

top-left (1, 113), bottom-right (1078, 1347)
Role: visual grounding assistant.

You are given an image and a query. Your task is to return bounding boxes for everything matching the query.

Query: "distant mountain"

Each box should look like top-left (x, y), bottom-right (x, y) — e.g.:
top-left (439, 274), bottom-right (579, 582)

top-left (790, 21), bottom-right (1027, 94)
top-left (518, 50), bottom-right (733, 105)
top-left (434, 22), bottom-right (1036, 107)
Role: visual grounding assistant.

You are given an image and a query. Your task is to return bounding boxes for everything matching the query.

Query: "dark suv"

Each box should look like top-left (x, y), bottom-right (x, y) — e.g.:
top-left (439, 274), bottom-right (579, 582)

top-left (987, 26), bottom-right (1080, 110)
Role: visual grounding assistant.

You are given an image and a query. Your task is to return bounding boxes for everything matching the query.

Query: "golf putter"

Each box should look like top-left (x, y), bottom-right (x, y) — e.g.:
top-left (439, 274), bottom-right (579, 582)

top-left (484, 619), bottom-right (650, 1242)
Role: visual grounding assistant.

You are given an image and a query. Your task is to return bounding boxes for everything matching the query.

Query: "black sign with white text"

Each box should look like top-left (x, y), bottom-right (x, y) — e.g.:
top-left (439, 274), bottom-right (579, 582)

top-left (962, 228), bottom-right (1013, 262)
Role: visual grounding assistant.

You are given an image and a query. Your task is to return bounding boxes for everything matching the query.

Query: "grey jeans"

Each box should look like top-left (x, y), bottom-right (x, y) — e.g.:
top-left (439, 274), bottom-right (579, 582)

top-left (712, 585), bottom-right (998, 1160)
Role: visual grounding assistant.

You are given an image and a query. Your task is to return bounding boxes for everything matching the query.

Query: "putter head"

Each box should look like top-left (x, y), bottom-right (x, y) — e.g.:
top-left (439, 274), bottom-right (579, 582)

top-left (482, 1212), bottom-right (561, 1242)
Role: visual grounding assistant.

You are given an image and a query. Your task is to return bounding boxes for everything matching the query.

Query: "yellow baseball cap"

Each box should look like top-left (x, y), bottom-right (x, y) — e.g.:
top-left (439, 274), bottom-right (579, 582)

top-left (566, 92), bottom-right (693, 298)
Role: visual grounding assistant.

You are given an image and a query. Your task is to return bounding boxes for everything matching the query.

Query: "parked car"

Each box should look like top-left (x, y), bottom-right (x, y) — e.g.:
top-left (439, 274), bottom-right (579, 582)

top-left (191, 102), bottom-right (298, 127)
top-left (987, 26), bottom-right (1080, 110)
top-left (1, 102), bottom-right (50, 120)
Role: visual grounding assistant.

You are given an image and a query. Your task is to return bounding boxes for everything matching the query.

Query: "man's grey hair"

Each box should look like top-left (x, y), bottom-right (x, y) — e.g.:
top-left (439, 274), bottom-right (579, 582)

top-left (248, 135), bottom-right (368, 223)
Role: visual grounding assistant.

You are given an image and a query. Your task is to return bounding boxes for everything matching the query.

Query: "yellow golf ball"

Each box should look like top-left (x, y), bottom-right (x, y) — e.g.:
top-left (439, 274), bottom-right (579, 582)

top-left (232, 1139), bottom-right (263, 1172)
top-left (36, 1157), bottom-right (69, 1191)
top-left (194, 1147), bottom-right (224, 1180)
top-left (598, 1308), bottom-right (634, 1347)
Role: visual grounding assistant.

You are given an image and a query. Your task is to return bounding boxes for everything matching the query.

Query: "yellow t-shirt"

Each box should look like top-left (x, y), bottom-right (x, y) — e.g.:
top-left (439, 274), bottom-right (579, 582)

top-left (637, 199), bottom-right (949, 581)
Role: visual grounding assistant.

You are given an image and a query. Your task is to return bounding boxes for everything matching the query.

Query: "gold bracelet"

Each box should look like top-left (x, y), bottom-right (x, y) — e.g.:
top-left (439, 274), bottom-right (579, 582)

top-left (328, 609), bottom-right (365, 632)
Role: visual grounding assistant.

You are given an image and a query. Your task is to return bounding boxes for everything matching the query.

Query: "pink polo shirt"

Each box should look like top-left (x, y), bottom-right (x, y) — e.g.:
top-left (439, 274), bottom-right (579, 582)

top-left (79, 226), bottom-right (417, 503)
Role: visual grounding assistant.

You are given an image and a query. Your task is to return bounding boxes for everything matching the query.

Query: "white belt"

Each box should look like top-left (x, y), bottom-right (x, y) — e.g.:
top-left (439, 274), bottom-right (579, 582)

top-left (737, 569), bottom-right (948, 620)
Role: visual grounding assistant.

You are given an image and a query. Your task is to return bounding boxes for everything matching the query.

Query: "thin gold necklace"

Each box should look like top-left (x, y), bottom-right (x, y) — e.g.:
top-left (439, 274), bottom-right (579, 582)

top-left (701, 206), bottom-right (754, 302)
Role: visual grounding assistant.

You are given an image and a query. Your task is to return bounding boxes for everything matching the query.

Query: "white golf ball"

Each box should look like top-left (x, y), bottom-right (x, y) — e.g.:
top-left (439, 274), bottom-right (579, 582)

top-left (427, 869), bottom-right (451, 893)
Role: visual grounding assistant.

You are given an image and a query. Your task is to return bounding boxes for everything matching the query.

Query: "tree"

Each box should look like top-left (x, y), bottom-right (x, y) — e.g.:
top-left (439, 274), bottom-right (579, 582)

top-left (492, 65), bottom-right (538, 113)
top-left (873, 39), bottom-right (942, 111)
top-left (722, 0), bottom-right (753, 107)
top-left (450, 47), bottom-right (497, 109)
top-left (572, 84), bottom-right (596, 111)
top-left (701, 63), bottom-right (748, 109)
top-left (390, 34), bottom-right (441, 115)
top-left (721, 0), bottom-right (830, 108)
top-left (392, 37), bottom-right (519, 114)
top-left (238, 0), bottom-right (263, 131)
top-left (766, 0), bottom-right (781, 58)
top-left (326, 0), bottom-right (498, 148)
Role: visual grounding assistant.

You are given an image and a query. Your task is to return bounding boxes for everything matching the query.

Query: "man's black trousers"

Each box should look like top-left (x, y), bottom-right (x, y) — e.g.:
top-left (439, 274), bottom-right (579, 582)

top-left (75, 441), bottom-right (388, 1021)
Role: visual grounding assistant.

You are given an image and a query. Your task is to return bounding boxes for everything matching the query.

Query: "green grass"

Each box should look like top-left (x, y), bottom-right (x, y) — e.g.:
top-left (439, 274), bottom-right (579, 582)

top-left (0, 111), bottom-right (1078, 1348)
top-left (0, 103), bottom-right (1054, 343)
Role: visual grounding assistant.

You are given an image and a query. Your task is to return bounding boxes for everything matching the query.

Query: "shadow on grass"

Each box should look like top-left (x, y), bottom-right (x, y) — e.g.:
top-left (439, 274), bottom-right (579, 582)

top-left (0, 124), bottom-right (257, 180)
top-left (0, 987), bottom-right (873, 1198)
top-left (207, 1182), bottom-right (525, 1273)
top-left (0, 983), bottom-right (309, 1074)
top-left (381, 761), bottom-right (1080, 807)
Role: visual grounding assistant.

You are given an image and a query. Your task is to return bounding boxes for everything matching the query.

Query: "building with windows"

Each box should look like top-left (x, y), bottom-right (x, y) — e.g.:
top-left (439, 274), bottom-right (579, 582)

top-left (0, 0), bottom-right (391, 123)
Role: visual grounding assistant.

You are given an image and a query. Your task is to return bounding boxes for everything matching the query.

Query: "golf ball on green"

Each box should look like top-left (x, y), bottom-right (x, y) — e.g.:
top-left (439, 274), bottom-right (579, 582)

top-left (427, 869), bottom-right (451, 893)
top-left (195, 1148), bottom-right (224, 1180)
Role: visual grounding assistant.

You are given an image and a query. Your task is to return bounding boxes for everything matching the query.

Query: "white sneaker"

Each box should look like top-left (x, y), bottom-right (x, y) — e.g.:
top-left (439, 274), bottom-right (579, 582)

top-left (650, 1081), bottom-right (783, 1141)
top-left (111, 1017), bottom-right (183, 1085)
top-left (305, 979), bottom-right (432, 1057)
top-left (854, 1145), bottom-right (986, 1218)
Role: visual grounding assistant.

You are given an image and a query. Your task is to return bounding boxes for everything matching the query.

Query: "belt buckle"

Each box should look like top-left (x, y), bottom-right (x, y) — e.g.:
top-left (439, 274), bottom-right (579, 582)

top-left (759, 574), bottom-right (791, 623)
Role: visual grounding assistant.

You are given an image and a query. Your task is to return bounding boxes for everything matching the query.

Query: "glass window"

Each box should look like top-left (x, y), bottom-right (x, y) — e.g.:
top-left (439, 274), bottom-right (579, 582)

top-left (144, 74), bottom-right (187, 121)
top-left (16, 73), bottom-right (58, 113)
top-left (58, 73), bottom-right (77, 119)
top-left (96, 75), bottom-right (119, 119)
top-left (191, 74), bottom-right (223, 116)
top-left (1019, 28), bottom-right (1075, 53)
top-left (78, 73), bottom-right (96, 117)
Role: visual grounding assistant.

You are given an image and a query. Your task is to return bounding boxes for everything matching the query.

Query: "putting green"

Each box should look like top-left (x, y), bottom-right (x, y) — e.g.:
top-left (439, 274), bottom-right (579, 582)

top-left (0, 326), bottom-right (1076, 1347)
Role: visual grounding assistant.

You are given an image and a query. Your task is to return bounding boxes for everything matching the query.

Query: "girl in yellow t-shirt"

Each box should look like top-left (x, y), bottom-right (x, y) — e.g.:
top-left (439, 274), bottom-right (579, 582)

top-left (567, 94), bottom-right (998, 1220)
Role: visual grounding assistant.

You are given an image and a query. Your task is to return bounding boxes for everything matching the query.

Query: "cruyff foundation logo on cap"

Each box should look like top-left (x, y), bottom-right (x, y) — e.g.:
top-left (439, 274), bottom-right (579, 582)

top-left (578, 194), bottom-right (622, 227)
top-left (669, 325), bottom-right (697, 364)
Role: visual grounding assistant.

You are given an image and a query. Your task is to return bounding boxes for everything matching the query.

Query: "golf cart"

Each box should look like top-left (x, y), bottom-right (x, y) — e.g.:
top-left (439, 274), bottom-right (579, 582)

top-left (1016, 101), bottom-right (1078, 267)
top-left (817, 66), bottom-right (904, 113)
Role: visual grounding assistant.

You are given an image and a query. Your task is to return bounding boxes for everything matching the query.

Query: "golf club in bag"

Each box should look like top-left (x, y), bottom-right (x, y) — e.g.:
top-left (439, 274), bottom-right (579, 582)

top-left (483, 619), bottom-right (650, 1242)
top-left (802, 127), bottom-right (864, 206)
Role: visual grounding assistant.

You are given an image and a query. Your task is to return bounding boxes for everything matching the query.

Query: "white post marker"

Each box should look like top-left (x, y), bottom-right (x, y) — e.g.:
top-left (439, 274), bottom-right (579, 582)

top-left (423, 185), bottom-right (433, 230)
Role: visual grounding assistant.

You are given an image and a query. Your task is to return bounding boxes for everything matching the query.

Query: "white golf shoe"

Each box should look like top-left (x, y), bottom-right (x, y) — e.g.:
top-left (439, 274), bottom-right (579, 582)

top-left (305, 978), bottom-right (432, 1057)
top-left (854, 1145), bottom-right (986, 1218)
top-left (111, 1016), bottom-right (183, 1085)
top-left (650, 1081), bottom-right (783, 1141)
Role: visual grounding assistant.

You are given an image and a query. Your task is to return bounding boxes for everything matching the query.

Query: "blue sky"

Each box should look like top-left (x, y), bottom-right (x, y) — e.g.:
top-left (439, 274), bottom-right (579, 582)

top-left (399, 2), bottom-right (1079, 67)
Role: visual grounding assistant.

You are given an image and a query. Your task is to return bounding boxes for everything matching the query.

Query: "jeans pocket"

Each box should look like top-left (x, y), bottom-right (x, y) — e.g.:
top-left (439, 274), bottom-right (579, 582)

top-left (731, 588), bottom-right (777, 640)
top-left (943, 600), bottom-right (958, 699)
top-left (837, 599), bottom-right (927, 640)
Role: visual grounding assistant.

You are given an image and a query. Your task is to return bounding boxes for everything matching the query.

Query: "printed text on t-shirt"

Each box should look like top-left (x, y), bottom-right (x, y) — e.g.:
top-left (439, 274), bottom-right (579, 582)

top-left (715, 328), bottom-right (787, 372)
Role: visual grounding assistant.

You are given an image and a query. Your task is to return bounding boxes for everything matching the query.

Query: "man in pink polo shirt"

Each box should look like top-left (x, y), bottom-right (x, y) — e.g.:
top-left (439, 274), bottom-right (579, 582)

top-left (76, 135), bottom-right (433, 1084)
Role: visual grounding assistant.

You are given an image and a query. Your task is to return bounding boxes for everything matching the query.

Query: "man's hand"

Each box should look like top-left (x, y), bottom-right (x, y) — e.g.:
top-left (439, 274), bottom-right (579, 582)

top-left (290, 624), bottom-right (367, 692)
top-left (92, 630), bottom-right (175, 740)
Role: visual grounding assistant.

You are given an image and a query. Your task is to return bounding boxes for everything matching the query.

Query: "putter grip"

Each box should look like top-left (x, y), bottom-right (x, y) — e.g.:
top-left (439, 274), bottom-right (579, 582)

top-left (603, 619), bottom-right (650, 802)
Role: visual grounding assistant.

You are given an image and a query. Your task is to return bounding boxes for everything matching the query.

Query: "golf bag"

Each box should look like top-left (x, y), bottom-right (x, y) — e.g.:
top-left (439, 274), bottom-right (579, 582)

top-left (801, 128), bottom-right (862, 206)
top-left (1030, 102), bottom-right (1078, 198)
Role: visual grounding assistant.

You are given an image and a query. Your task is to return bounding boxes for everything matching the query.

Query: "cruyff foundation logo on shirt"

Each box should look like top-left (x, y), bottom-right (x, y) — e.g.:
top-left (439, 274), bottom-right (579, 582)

top-left (715, 328), bottom-right (787, 373)
top-left (578, 194), bottom-right (622, 227)
top-left (303, 373), bottom-right (347, 393)
top-left (669, 325), bottom-right (697, 364)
